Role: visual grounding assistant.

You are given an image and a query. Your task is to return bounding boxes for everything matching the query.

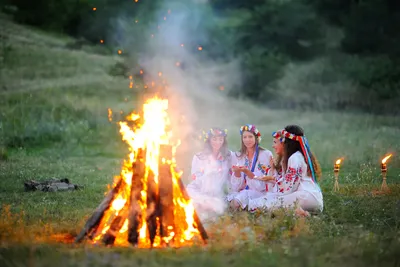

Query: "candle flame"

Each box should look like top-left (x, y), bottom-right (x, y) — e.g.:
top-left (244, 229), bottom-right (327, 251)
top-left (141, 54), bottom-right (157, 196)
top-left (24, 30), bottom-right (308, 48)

top-left (382, 154), bottom-right (392, 164)
top-left (335, 159), bottom-right (341, 165)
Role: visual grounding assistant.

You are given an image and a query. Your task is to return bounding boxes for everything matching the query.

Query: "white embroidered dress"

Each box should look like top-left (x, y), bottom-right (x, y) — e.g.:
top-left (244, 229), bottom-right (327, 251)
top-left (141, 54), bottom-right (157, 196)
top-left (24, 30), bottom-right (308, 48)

top-left (186, 152), bottom-right (232, 220)
top-left (248, 151), bottom-right (323, 212)
top-left (227, 149), bottom-right (275, 209)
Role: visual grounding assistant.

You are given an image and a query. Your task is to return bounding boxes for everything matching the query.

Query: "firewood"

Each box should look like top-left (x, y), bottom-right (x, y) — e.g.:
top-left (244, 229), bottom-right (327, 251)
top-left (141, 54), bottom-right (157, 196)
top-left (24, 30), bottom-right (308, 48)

top-left (146, 169), bottom-right (158, 246)
top-left (75, 178), bottom-right (124, 243)
top-left (176, 177), bottom-right (209, 243)
top-left (102, 203), bottom-right (130, 245)
top-left (24, 178), bottom-right (80, 192)
top-left (127, 148), bottom-right (145, 246)
top-left (158, 145), bottom-right (175, 242)
top-left (75, 145), bottom-right (209, 246)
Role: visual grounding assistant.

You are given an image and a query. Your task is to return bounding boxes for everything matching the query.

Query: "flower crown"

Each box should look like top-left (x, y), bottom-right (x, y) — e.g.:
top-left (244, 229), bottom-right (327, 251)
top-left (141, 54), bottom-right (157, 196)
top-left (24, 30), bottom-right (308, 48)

top-left (202, 127), bottom-right (228, 142)
top-left (240, 124), bottom-right (261, 142)
top-left (272, 129), bottom-right (301, 143)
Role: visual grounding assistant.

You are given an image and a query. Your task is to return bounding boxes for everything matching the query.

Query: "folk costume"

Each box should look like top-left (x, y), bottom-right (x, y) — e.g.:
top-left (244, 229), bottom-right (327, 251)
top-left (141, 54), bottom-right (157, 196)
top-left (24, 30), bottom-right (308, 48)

top-left (248, 129), bottom-right (323, 213)
top-left (227, 124), bottom-right (275, 209)
top-left (186, 128), bottom-right (232, 220)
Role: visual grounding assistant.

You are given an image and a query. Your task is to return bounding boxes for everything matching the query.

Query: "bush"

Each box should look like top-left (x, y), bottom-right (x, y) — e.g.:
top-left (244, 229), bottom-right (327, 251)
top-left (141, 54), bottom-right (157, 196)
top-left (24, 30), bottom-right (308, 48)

top-left (211, 0), bottom-right (326, 101)
top-left (331, 54), bottom-right (400, 113)
top-left (267, 58), bottom-right (357, 110)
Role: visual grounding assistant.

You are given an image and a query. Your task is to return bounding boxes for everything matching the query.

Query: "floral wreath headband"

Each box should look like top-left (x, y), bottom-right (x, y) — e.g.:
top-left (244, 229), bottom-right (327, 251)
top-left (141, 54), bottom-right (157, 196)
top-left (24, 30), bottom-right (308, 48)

top-left (202, 127), bottom-right (228, 143)
top-left (272, 129), bottom-right (300, 143)
top-left (240, 124), bottom-right (262, 142)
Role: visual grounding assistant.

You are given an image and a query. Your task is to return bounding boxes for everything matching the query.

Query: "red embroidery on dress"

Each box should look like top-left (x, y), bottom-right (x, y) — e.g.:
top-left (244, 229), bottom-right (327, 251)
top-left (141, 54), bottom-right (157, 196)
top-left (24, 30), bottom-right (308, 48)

top-left (278, 166), bottom-right (302, 192)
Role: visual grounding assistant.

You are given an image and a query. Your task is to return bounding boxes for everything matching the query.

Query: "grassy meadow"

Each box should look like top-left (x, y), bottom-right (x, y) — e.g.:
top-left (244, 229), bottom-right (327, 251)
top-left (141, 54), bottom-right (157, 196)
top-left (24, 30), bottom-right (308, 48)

top-left (1, 13), bottom-right (400, 266)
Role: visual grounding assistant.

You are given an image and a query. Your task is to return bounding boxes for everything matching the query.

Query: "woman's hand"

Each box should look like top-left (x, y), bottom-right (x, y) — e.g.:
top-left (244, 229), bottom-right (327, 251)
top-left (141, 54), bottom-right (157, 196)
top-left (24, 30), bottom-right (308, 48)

top-left (232, 165), bottom-right (243, 177)
top-left (231, 165), bottom-right (240, 172)
top-left (242, 168), bottom-right (253, 177)
top-left (269, 157), bottom-right (275, 173)
top-left (253, 175), bottom-right (276, 182)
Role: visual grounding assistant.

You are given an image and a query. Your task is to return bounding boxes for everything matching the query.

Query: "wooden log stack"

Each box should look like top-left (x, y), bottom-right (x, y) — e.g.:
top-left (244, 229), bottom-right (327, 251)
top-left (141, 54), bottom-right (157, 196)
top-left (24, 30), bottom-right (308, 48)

top-left (75, 145), bottom-right (208, 247)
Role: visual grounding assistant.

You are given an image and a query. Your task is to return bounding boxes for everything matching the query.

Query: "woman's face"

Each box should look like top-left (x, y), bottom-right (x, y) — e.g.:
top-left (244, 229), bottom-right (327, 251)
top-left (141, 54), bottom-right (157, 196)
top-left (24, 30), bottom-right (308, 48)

top-left (272, 138), bottom-right (284, 155)
top-left (210, 136), bottom-right (224, 151)
top-left (242, 131), bottom-right (256, 149)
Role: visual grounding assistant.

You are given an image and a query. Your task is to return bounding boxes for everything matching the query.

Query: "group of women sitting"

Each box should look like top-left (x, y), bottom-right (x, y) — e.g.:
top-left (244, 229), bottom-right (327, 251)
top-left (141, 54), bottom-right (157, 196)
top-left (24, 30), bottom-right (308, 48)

top-left (185, 124), bottom-right (323, 221)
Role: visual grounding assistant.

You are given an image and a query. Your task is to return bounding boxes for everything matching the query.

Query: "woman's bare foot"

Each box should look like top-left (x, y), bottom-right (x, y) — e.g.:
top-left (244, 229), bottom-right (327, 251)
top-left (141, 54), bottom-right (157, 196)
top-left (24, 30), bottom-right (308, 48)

top-left (295, 206), bottom-right (310, 217)
top-left (229, 200), bottom-right (241, 211)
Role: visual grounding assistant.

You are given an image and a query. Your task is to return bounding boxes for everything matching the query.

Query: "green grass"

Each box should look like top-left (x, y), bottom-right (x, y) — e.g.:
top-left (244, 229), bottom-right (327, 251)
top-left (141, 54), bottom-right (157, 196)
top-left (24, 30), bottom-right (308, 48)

top-left (1, 14), bottom-right (400, 266)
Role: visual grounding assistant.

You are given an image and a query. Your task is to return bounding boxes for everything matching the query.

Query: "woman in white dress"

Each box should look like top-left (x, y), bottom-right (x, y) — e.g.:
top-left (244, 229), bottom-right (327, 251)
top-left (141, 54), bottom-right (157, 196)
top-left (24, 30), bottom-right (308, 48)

top-left (227, 124), bottom-right (275, 210)
top-left (186, 127), bottom-right (232, 221)
top-left (248, 125), bottom-right (323, 216)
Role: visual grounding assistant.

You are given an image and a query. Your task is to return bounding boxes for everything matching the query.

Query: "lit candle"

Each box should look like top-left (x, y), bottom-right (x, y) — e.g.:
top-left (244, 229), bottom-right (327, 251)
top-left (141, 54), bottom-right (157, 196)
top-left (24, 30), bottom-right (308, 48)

top-left (380, 154), bottom-right (392, 191)
top-left (333, 158), bottom-right (342, 192)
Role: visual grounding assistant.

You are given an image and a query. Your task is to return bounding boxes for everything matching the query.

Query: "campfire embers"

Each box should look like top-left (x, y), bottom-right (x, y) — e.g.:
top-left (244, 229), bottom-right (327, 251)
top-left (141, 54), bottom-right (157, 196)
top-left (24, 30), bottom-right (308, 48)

top-left (75, 96), bottom-right (208, 248)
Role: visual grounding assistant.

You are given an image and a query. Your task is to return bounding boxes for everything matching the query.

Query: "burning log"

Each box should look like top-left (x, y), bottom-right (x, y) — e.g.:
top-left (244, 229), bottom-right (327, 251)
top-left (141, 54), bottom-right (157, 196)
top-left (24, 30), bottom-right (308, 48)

top-left (158, 145), bottom-right (175, 242)
top-left (75, 178), bottom-right (124, 243)
top-left (176, 177), bottom-right (209, 243)
top-left (101, 203), bottom-right (129, 245)
top-left (127, 148), bottom-right (145, 246)
top-left (146, 169), bottom-right (158, 246)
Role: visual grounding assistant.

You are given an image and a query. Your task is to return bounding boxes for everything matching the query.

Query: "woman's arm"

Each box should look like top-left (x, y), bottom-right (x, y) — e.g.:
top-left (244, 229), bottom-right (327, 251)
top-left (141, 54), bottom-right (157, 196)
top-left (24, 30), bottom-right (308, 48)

top-left (229, 153), bottom-right (246, 192)
top-left (276, 154), bottom-right (303, 194)
top-left (190, 155), bottom-right (204, 181)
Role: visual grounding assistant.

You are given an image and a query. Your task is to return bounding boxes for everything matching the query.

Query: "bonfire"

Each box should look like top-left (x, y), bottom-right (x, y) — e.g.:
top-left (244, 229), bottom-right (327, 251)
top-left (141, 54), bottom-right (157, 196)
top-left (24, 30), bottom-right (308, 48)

top-left (75, 95), bottom-right (208, 248)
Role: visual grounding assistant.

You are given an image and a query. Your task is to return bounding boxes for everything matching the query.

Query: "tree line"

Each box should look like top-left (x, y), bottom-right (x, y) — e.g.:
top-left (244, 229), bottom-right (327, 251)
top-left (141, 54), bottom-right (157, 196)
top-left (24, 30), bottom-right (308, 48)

top-left (3, 0), bottom-right (400, 113)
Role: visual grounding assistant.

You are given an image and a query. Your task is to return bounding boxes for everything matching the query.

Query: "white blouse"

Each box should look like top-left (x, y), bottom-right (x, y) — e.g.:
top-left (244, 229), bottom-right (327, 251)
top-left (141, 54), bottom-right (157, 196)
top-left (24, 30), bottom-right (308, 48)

top-left (271, 151), bottom-right (321, 200)
top-left (186, 152), bottom-right (232, 198)
top-left (229, 149), bottom-right (274, 193)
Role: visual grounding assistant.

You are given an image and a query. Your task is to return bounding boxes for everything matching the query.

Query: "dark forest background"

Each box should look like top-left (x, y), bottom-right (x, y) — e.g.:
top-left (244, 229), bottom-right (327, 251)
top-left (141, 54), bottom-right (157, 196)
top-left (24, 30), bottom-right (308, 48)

top-left (2, 0), bottom-right (400, 114)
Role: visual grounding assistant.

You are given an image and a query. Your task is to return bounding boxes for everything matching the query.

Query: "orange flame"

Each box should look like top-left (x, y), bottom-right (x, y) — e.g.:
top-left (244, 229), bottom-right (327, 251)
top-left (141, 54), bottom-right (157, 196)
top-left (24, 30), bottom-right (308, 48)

top-left (335, 159), bottom-right (341, 165)
top-left (91, 96), bottom-right (200, 248)
top-left (382, 154), bottom-right (392, 164)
